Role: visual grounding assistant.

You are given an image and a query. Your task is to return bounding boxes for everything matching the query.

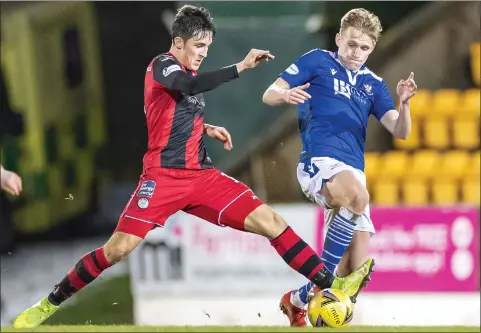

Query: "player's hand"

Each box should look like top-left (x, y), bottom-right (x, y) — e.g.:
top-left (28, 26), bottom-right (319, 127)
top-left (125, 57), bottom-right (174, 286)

top-left (206, 126), bottom-right (233, 151)
top-left (284, 83), bottom-right (312, 105)
top-left (396, 72), bottom-right (417, 104)
top-left (1, 169), bottom-right (22, 196)
top-left (239, 49), bottom-right (275, 71)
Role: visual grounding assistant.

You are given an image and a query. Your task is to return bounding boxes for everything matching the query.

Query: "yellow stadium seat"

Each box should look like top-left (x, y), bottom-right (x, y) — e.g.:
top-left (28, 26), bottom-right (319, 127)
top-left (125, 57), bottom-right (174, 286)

top-left (458, 89), bottom-right (480, 116)
top-left (409, 90), bottom-right (432, 119)
top-left (452, 114), bottom-right (480, 149)
top-left (394, 121), bottom-right (421, 150)
top-left (402, 178), bottom-right (429, 206)
top-left (410, 150), bottom-right (441, 180)
top-left (436, 150), bottom-right (470, 179)
top-left (466, 152), bottom-right (480, 178)
top-left (432, 89), bottom-right (461, 117)
top-left (461, 177), bottom-right (480, 205)
top-left (432, 178), bottom-right (459, 205)
top-left (423, 115), bottom-right (450, 149)
top-left (378, 151), bottom-right (410, 180)
top-left (470, 43), bottom-right (480, 87)
top-left (364, 152), bottom-right (380, 188)
top-left (460, 151), bottom-right (480, 205)
top-left (373, 179), bottom-right (399, 205)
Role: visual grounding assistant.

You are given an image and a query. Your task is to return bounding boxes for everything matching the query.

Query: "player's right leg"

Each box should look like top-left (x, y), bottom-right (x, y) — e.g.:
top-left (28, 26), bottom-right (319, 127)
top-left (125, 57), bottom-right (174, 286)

top-left (245, 205), bottom-right (375, 300)
top-left (222, 204), bottom-right (374, 304)
top-left (13, 168), bottom-right (187, 329)
top-left (185, 168), bottom-right (374, 326)
top-left (247, 206), bottom-right (374, 327)
top-left (185, 169), bottom-right (340, 292)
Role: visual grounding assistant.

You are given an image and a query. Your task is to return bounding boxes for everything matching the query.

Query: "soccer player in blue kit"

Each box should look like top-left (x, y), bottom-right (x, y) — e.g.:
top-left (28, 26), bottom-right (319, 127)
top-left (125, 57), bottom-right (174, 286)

top-left (263, 8), bottom-right (417, 326)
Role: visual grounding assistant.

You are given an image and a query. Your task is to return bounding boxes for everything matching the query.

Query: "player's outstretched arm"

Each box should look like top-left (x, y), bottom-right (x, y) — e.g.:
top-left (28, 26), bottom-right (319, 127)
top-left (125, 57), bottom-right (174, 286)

top-left (236, 48), bottom-right (275, 72)
top-left (262, 77), bottom-right (311, 106)
top-left (379, 72), bottom-right (417, 140)
top-left (154, 49), bottom-right (274, 96)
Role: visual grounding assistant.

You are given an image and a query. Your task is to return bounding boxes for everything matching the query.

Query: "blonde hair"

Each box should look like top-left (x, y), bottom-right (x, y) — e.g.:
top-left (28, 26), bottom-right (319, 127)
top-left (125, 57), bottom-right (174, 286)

top-left (340, 8), bottom-right (383, 44)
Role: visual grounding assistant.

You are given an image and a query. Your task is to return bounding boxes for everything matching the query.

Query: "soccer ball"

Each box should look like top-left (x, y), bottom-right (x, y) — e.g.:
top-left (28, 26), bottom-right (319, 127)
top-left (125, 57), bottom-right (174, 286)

top-left (307, 288), bottom-right (354, 327)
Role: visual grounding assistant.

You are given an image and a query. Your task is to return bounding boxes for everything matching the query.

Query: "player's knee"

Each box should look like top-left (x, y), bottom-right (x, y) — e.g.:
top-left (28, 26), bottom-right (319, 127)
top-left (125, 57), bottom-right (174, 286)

top-left (103, 232), bottom-right (141, 264)
top-left (271, 212), bottom-right (289, 238)
top-left (319, 186), bottom-right (339, 208)
top-left (103, 244), bottom-right (132, 264)
top-left (244, 205), bottom-right (288, 240)
top-left (348, 187), bottom-right (369, 215)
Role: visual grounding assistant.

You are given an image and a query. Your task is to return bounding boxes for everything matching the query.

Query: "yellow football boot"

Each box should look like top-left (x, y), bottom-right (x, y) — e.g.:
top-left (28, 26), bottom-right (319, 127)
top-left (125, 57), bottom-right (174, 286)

top-left (331, 258), bottom-right (375, 303)
top-left (13, 297), bottom-right (59, 329)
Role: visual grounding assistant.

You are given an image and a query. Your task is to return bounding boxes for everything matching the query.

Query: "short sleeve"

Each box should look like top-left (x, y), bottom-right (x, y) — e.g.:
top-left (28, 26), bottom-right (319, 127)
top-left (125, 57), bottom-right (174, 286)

top-left (279, 49), bottom-right (321, 88)
top-left (371, 81), bottom-right (396, 121)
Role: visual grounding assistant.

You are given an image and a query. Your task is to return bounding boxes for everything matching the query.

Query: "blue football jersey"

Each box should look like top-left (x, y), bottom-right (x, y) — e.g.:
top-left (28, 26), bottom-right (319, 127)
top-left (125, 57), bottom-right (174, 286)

top-left (280, 49), bottom-right (396, 171)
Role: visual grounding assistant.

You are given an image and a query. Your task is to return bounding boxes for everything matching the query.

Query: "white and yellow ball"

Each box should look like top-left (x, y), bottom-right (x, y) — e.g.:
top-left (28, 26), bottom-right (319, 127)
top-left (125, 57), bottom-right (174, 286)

top-left (307, 288), bottom-right (354, 327)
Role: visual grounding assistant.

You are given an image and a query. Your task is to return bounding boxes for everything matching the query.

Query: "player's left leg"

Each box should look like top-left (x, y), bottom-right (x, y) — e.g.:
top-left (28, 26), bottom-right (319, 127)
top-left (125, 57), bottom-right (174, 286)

top-left (285, 160), bottom-right (373, 326)
top-left (297, 159), bottom-right (370, 277)
top-left (13, 168), bottom-right (189, 329)
top-left (328, 168), bottom-right (374, 279)
top-left (12, 231), bottom-right (146, 329)
top-left (185, 170), bottom-right (330, 282)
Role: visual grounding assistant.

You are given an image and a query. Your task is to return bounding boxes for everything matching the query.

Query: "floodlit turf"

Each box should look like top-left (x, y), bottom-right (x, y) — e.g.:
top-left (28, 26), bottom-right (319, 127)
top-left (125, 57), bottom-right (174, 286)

top-left (1, 326), bottom-right (480, 332)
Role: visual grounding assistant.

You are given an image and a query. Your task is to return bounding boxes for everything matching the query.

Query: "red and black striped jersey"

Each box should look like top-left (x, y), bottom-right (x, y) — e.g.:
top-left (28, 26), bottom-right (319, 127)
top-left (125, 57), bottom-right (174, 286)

top-left (142, 53), bottom-right (213, 170)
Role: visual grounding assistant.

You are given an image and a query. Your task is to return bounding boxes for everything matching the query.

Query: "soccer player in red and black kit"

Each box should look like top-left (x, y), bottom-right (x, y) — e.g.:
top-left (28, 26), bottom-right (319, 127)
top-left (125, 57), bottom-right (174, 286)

top-left (13, 5), bottom-right (374, 328)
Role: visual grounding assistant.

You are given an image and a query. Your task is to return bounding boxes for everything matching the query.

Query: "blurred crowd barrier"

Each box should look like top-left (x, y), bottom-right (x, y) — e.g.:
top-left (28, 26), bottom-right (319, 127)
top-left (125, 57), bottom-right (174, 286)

top-left (129, 204), bottom-right (480, 326)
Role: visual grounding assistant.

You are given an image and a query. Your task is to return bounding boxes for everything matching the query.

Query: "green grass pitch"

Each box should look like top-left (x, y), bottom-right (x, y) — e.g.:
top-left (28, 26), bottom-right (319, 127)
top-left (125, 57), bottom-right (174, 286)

top-left (3, 276), bottom-right (478, 332)
top-left (1, 325), bottom-right (480, 332)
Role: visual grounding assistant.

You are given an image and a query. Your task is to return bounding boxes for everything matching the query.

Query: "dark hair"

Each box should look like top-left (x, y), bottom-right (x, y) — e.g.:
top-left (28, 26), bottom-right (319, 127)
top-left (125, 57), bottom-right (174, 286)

top-left (172, 5), bottom-right (216, 41)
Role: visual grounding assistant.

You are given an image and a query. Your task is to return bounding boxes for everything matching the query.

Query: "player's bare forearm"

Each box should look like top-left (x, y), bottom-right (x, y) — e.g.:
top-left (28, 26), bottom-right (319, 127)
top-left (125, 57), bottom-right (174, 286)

top-left (262, 84), bottom-right (289, 106)
top-left (380, 106), bottom-right (411, 140)
top-left (391, 72), bottom-right (416, 139)
top-left (263, 77), bottom-right (310, 106)
top-left (393, 101), bottom-right (412, 140)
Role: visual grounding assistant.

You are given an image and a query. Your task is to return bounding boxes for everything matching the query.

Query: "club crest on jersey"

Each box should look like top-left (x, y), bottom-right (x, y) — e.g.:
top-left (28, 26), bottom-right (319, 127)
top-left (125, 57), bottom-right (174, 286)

top-left (163, 65), bottom-right (181, 77)
top-left (137, 181), bottom-right (156, 198)
top-left (137, 198), bottom-right (149, 209)
top-left (363, 84), bottom-right (373, 95)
